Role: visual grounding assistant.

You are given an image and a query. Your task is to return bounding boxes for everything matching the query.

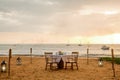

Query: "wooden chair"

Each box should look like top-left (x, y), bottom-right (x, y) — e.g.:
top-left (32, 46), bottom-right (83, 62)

top-left (44, 52), bottom-right (58, 70)
top-left (65, 52), bottom-right (79, 70)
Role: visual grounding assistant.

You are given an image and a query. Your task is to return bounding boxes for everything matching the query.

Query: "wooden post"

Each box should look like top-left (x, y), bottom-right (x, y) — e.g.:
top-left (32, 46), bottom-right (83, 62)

top-left (8, 49), bottom-right (12, 77)
top-left (87, 48), bottom-right (89, 65)
top-left (111, 49), bottom-right (116, 77)
top-left (30, 48), bottom-right (32, 64)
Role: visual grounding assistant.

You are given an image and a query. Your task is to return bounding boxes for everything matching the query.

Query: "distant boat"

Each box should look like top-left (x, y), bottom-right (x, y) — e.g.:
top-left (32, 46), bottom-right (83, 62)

top-left (78, 40), bottom-right (82, 46)
top-left (78, 44), bottom-right (82, 46)
top-left (66, 44), bottom-right (70, 46)
top-left (66, 40), bottom-right (70, 46)
top-left (101, 45), bottom-right (110, 50)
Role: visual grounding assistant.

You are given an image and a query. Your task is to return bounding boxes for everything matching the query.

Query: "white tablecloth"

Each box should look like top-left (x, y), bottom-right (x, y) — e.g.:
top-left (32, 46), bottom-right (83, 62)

top-left (52, 55), bottom-right (73, 63)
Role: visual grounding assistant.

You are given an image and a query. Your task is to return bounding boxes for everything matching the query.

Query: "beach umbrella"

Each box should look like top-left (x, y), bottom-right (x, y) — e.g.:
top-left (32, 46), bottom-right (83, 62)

top-left (16, 57), bottom-right (22, 65)
top-left (1, 60), bottom-right (7, 72)
top-left (98, 57), bottom-right (103, 67)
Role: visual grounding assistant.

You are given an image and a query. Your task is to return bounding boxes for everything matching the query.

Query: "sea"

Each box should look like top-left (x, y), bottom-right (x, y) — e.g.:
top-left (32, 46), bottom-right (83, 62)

top-left (0, 44), bottom-right (120, 57)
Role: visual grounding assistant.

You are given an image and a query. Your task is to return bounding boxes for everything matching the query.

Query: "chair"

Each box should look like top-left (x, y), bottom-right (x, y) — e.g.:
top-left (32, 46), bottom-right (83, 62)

top-left (65, 52), bottom-right (79, 70)
top-left (44, 52), bottom-right (58, 70)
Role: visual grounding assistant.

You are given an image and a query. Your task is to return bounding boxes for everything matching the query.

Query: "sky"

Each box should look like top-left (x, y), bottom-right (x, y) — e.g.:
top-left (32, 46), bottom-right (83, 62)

top-left (0, 0), bottom-right (120, 44)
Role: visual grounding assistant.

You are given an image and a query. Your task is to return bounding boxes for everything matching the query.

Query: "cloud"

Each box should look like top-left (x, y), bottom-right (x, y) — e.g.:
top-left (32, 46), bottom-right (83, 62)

top-left (0, 0), bottom-right (120, 38)
top-left (47, 11), bottom-right (120, 37)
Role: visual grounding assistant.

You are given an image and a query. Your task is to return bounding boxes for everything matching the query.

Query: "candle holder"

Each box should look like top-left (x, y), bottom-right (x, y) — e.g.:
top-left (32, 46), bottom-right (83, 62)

top-left (98, 57), bottom-right (103, 67)
top-left (16, 57), bottom-right (22, 65)
top-left (1, 60), bottom-right (7, 72)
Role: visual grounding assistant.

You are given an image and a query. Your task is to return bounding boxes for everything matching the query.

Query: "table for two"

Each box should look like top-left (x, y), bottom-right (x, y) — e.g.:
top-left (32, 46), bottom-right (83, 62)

top-left (45, 52), bottom-right (79, 70)
top-left (52, 54), bottom-right (78, 69)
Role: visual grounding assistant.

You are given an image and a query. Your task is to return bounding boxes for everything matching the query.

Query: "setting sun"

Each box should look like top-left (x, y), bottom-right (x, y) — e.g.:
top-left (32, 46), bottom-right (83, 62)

top-left (112, 33), bottom-right (120, 44)
top-left (103, 11), bottom-right (118, 15)
top-left (90, 33), bottom-right (120, 44)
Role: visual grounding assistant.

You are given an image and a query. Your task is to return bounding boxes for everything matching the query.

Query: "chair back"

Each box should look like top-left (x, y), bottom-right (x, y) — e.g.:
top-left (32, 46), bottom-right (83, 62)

top-left (44, 52), bottom-right (53, 56)
top-left (72, 52), bottom-right (79, 62)
top-left (44, 52), bottom-right (53, 63)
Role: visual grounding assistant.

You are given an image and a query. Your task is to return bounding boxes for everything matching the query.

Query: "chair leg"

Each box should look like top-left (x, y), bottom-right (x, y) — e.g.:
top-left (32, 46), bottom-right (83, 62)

top-left (65, 63), bottom-right (67, 69)
top-left (71, 63), bottom-right (73, 70)
top-left (45, 64), bottom-right (47, 70)
top-left (76, 63), bottom-right (78, 70)
top-left (50, 63), bottom-right (53, 70)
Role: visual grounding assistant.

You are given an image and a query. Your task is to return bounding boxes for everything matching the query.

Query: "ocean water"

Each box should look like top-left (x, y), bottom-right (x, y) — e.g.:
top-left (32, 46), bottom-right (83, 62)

top-left (0, 44), bottom-right (120, 57)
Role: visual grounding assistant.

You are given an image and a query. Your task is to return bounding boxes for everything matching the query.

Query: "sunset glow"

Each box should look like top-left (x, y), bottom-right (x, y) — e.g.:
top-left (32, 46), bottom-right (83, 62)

top-left (65, 33), bottom-right (120, 44)
top-left (104, 11), bottom-right (119, 15)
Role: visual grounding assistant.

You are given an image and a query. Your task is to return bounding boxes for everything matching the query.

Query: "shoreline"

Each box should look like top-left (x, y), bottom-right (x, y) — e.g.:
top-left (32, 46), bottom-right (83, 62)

top-left (0, 54), bottom-right (118, 59)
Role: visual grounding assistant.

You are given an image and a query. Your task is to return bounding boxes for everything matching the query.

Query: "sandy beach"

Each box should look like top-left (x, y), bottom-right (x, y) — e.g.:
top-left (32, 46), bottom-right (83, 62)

top-left (0, 56), bottom-right (120, 80)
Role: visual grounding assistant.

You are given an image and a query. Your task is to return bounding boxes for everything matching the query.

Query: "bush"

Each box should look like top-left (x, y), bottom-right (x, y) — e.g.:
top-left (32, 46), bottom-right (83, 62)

top-left (102, 57), bottom-right (120, 64)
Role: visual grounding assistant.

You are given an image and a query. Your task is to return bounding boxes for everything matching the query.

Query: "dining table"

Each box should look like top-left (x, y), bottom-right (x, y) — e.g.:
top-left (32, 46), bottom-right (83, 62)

top-left (52, 54), bottom-right (72, 69)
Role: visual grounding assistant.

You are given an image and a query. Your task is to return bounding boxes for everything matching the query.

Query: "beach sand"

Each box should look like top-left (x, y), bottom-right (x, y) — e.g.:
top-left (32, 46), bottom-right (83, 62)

top-left (0, 56), bottom-right (120, 80)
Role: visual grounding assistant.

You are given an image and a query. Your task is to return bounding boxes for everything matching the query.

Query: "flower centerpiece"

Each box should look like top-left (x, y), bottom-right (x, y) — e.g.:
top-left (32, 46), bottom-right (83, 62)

top-left (58, 51), bottom-right (63, 55)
